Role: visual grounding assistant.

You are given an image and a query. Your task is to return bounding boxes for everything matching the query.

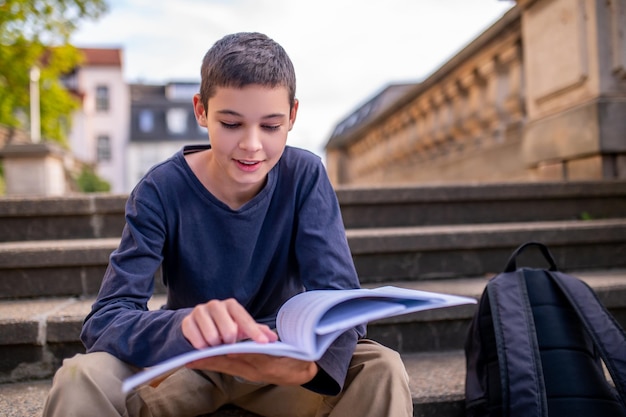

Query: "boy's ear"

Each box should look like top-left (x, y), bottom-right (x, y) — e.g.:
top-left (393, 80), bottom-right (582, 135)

top-left (288, 99), bottom-right (299, 131)
top-left (193, 94), bottom-right (208, 127)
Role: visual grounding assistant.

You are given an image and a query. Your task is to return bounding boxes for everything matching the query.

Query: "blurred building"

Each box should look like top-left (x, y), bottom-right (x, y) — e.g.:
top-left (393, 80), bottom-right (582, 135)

top-left (127, 82), bottom-right (207, 189)
top-left (63, 49), bottom-right (207, 193)
top-left (65, 48), bottom-right (129, 193)
top-left (325, 0), bottom-right (626, 186)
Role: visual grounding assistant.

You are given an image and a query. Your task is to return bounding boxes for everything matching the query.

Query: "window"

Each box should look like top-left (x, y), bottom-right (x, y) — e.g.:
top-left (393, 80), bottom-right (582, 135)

top-left (165, 83), bottom-right (199, 101)
top-left (139, 110), bottom-right (154, 132)
top-left (95, 85), bottom-right (110, 111)
top-left (60, 70), bottom-right (79, 92)
top-left (167, 108), bottom-right (187, 134)
top-left (97, 135), bottom-right (111, 161)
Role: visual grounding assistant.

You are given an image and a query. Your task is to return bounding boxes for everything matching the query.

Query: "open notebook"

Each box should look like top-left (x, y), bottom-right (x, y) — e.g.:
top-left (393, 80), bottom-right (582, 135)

top-left (123, 285), bottom-right (476, 393)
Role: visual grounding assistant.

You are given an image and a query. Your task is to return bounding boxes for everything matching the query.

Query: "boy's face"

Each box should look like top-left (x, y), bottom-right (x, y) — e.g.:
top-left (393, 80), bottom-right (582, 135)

top-left (193, 85), bottom-right (297, 196)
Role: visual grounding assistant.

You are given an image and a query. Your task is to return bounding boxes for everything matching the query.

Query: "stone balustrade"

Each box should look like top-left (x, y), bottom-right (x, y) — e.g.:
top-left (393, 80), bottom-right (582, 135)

top-left (326, 0), bottom-right (626, 186)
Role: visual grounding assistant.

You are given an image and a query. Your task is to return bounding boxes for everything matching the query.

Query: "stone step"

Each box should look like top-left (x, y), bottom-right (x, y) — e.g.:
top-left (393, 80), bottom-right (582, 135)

top-left (1, 271), bottom-right (624, 384)
top-left (0, 350), bottom-right (467, 417)
top-left (1, 181), bottom-right (624, 242)
top-left (349, 218), bottom-right (626, 282)
top-left (0, 238), bottom-right (121, 300)
top-left (335, 180), bottom-right (626, 228)
top-left (2, 219), bottom-right (625, 299)
top-left (0, 194), bottom-right (127, 242)
top-left (0, 238), bottom-right (166, 299)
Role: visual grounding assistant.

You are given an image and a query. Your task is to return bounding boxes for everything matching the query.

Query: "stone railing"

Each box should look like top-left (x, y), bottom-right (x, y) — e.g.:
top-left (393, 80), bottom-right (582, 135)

top-left (0, 126), bottom-right (89, 196)
top-left (326, 0), bottom-right (626, 186)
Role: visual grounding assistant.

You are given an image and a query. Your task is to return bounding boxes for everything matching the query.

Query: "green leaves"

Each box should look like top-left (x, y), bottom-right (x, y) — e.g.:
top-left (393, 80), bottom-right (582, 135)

top-left (0, 0), bottom-right (108, 143)
top-left (0, 0), bottom-right (108, 43)
top-left (76, 165), bottom-right (111, 192)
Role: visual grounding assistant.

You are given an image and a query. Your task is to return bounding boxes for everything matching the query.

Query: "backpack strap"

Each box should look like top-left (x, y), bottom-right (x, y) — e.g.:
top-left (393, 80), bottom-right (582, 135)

top-left (504, 241), bottom-right (558, 273)
top-left (488, 270), bottom-right (548, 417)
top-left (549, 271), bottom-right (626, 407)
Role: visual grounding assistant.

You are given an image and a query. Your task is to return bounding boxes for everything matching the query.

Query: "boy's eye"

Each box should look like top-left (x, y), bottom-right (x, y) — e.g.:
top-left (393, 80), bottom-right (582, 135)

top-left (220, 121), bottom-right (240, 129)
top-left (219, 122), bottom-right (280, 131)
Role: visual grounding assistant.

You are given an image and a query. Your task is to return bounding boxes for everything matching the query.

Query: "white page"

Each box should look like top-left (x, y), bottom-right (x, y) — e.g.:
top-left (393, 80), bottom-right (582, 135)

top-left (276, 286), bottom-right (474, 352)
top-left (123, 286), bottom-right (476, 394)
top-left (122, 340), bottom-right (313, 394)
top-left (315, 299), bottom-right (412, 334)
top-left (275, 288), bottom-right (389, 352)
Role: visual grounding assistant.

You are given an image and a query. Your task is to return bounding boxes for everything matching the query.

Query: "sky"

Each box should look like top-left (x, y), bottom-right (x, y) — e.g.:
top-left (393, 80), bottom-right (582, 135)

top-left (72, 0), bottom-right (516, 157)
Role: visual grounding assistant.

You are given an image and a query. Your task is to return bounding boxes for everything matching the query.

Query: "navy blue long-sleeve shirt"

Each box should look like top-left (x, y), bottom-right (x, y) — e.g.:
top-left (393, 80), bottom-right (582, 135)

top-left (81, 145), bottom-right (364, 395)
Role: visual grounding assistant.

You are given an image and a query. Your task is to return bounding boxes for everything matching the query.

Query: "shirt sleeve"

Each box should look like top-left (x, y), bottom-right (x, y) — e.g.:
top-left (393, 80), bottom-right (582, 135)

top-left (80, 180), bottom-right (195, 367)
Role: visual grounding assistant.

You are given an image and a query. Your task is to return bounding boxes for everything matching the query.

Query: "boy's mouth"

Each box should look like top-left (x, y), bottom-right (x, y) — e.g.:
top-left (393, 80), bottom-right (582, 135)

top-left (235, 159), bottom-right (262, 171)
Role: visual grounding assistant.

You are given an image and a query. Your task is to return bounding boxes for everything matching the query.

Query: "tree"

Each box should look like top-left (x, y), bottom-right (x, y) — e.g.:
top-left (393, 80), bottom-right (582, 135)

top-left (0, 0), bottom-right (108, 144)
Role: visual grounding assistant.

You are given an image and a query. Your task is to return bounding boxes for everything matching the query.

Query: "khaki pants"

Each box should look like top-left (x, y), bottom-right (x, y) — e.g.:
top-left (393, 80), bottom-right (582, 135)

top-left (43, 339), bottom-right (412, 417)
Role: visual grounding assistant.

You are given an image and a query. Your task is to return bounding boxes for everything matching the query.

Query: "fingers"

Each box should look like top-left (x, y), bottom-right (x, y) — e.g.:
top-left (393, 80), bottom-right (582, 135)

top-left (206, 299), bottom-right (241, 345)
top-left (258, 325), bottom-right (279, 342)
top-left (182, 307), bottom-right (223, 349)
top-left (181, 299), bottom-right (277, 349)
top-left (187, 354), bottom-right (318, 386)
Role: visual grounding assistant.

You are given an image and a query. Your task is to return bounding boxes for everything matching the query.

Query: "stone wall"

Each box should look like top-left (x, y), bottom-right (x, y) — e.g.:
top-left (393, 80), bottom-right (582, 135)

top-left (326, 0), bottom-right (626, 186)
top-left (519, 0), bottom-right (626, 180)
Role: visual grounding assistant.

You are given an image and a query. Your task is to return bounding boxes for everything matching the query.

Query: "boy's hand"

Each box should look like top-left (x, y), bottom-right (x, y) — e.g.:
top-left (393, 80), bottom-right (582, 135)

top-left (182, 298), bottom-right (277, 348)
top-left (186, 354), bottom-right (319, 386)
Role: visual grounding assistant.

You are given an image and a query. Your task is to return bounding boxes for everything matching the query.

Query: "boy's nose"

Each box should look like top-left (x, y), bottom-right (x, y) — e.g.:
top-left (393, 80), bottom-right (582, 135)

top-left (239, 128), bottom-right (262, 151)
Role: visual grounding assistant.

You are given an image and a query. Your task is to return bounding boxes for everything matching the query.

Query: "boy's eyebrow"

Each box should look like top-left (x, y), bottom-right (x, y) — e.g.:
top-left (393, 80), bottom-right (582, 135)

top-left (216, 109), bottom-right (287, 119)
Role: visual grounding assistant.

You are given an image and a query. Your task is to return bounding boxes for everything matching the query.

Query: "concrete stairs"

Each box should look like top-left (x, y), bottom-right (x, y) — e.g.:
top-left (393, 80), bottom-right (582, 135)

top-left (1, 180), bottom-right (626, 416)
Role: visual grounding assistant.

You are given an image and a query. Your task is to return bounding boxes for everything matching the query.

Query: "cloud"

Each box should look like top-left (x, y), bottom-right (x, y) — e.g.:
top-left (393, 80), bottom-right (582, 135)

top-left (72, 0), bottom-right (515, 156)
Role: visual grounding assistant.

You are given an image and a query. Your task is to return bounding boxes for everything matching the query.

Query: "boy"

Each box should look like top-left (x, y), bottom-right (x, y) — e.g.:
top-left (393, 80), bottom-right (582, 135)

top-left (43, 32), bottom-right (412, 417)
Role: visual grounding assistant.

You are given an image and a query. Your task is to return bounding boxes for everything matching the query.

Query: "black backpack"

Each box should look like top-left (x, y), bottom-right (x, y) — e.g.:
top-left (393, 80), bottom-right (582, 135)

top-left (464, 241), bottom-right (626, 417)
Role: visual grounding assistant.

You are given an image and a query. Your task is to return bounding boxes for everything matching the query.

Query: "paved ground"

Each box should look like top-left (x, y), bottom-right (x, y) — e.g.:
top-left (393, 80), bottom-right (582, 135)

top-left (0, 380), bottom-right (50, 417)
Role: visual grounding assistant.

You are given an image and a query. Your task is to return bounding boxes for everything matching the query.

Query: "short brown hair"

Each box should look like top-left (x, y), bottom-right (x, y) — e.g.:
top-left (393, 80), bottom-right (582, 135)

top-left (199, 32), bottom-right (296, 110)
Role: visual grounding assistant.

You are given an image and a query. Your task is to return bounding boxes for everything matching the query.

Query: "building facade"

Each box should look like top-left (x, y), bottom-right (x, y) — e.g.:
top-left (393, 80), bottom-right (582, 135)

top-left (65, 49), bottom-right (208, 193)
top-left (126, 82), bottom-right (207, 189)
top-left (66, 48), bottom-right (129, 193)
top-left (325, 0), bottom-right (626, 186)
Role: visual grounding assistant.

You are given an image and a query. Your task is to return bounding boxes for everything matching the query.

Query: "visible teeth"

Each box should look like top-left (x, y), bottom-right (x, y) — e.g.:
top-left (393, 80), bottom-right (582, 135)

top-left (239, 160), bottom-right (256, 165)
